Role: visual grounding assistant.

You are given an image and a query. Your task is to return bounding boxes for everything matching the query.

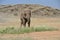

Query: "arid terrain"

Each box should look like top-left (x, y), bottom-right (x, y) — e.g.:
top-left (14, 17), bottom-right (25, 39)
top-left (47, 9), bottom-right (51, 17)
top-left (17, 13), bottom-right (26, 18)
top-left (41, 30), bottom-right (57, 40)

top-left (0, 31), bottom-right (60, 40)
top-left (0, 4), bottom-right (60, 40)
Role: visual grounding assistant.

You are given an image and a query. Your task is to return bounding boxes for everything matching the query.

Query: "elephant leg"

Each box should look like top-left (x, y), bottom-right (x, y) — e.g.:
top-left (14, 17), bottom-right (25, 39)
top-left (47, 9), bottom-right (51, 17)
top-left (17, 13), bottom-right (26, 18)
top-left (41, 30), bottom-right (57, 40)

top-left (20, 19), bottom-right (23, 27)
top-left (23, 18), bottom-right (26, 27)
top-left (28, 19), bottom-right (30, 27)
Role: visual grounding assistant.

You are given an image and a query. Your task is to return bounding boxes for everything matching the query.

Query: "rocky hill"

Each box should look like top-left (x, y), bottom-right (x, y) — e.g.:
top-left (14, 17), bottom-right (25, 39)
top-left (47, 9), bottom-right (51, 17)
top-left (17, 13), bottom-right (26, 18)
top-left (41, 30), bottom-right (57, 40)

top-left (0, 4), bottom-right (60, 17)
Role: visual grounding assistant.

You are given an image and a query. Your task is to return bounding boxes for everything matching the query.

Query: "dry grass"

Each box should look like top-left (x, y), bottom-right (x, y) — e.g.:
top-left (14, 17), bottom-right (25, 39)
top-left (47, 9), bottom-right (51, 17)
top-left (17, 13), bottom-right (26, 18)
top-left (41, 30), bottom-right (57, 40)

top-left (31, 18), bottom-right (60, 29)
top-left (0, 18), bottom-right (60, 29)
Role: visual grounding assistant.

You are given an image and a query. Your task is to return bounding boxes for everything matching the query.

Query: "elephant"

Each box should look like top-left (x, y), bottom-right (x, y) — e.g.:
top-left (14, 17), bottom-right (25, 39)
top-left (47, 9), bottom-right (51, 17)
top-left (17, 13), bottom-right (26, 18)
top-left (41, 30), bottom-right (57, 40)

top-left (20, 9), bottom-right (31, 27)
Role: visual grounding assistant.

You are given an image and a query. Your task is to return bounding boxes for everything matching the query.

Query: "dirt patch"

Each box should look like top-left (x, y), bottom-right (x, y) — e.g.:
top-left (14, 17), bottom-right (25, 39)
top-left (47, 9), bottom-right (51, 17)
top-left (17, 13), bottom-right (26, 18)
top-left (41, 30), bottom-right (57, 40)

top-left (0, 31), bottom-right (60, 40)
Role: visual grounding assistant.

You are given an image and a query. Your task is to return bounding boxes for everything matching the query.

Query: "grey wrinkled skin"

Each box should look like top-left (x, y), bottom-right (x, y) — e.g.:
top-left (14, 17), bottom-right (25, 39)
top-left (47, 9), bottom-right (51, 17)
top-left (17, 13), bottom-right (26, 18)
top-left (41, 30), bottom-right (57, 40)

top-left (20, 9), bottom-right (31, 27)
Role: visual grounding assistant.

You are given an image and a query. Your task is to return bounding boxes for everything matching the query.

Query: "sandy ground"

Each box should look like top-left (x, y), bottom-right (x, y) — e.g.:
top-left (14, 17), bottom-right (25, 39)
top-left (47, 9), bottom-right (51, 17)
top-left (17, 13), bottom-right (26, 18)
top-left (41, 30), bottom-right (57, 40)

top-left (0, 31), bottom-right (60, 40)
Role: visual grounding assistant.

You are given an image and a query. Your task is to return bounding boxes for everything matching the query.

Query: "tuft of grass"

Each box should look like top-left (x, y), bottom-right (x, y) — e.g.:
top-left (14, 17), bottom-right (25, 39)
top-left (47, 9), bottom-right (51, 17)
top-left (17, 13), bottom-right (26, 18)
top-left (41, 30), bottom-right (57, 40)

top-left (0, 26), bottom-right (59, 34)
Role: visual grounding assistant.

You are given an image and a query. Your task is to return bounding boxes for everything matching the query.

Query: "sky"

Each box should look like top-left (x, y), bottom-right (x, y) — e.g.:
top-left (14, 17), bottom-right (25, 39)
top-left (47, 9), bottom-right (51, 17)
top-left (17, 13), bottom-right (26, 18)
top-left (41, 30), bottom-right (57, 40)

top-left (0, 0), bottom-right (60, 9)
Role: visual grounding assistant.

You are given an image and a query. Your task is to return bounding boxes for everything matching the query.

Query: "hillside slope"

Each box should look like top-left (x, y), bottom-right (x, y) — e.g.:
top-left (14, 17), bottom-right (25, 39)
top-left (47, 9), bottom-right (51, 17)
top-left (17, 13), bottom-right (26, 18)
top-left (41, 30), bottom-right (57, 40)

top-left (0, 4), bottom-right (60, 17)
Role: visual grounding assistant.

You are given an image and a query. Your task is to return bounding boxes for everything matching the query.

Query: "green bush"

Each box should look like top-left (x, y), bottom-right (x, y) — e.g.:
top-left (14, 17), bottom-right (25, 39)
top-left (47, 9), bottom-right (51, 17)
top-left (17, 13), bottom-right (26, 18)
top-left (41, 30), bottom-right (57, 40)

top-left (0, 26), bottom-right (58, 34)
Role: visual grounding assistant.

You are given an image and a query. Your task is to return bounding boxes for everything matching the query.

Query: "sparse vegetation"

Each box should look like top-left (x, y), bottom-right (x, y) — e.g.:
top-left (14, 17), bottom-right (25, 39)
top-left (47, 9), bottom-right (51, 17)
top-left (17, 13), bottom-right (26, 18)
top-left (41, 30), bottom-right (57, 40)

top-left (0, 26), bottom-right (58, 34)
